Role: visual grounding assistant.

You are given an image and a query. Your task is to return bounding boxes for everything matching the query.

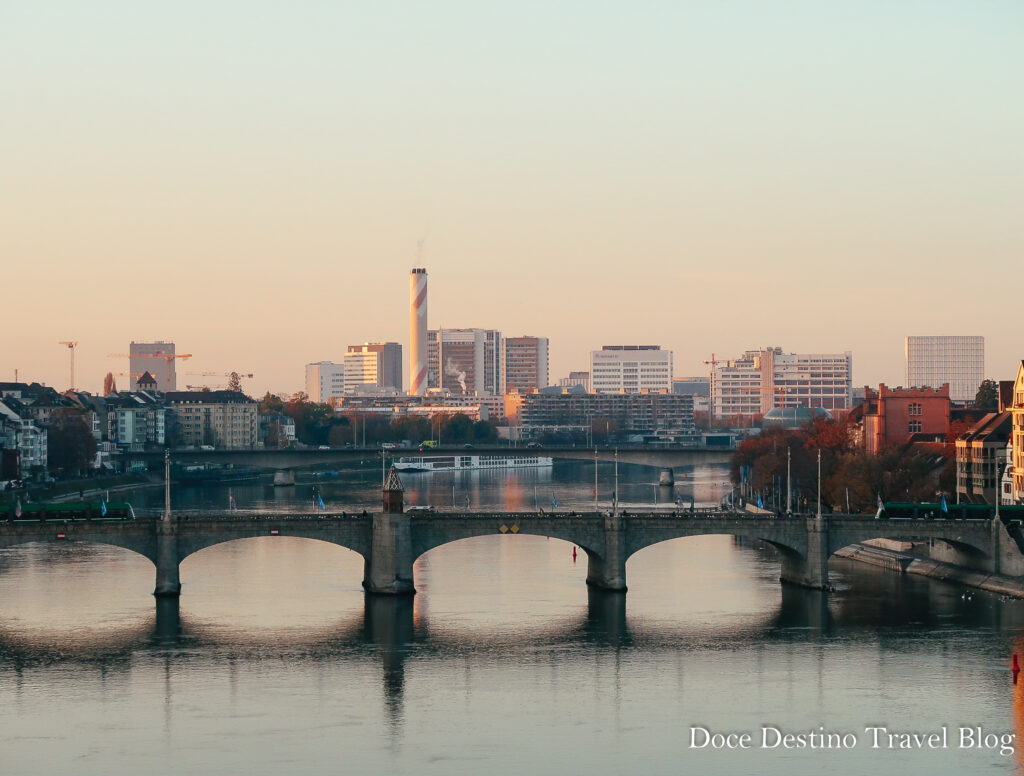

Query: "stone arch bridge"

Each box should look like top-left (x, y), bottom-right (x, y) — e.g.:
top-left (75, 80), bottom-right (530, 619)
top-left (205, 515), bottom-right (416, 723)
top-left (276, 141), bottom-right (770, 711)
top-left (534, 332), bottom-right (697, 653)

top-left (0, 510), bottom-right (1009, 598)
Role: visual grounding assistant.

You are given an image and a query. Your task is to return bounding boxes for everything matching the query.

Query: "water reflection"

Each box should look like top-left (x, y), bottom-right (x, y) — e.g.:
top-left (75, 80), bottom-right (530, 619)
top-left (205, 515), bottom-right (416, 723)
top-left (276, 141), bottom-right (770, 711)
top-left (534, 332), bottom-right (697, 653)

top-left (5, 465), bottom-right (1024, 776)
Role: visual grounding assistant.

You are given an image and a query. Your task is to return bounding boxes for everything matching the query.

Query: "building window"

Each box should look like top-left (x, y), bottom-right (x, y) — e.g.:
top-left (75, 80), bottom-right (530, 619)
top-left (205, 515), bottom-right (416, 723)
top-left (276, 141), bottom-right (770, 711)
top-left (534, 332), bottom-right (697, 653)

top-left (909, 421), bottom-right (922, 433)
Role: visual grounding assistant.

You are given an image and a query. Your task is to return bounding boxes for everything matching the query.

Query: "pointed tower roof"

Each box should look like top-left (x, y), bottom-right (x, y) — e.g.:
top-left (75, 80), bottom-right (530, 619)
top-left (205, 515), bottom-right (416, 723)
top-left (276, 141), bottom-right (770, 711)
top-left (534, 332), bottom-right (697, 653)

top-left (384, 465), bottom-right (404, 492)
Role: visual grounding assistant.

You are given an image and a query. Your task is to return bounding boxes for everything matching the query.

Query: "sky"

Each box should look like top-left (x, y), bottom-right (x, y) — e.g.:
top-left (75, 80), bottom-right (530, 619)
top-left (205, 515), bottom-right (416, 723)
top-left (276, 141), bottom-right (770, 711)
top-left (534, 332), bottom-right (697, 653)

top-left (2, 1), bottom-right (1022, 398)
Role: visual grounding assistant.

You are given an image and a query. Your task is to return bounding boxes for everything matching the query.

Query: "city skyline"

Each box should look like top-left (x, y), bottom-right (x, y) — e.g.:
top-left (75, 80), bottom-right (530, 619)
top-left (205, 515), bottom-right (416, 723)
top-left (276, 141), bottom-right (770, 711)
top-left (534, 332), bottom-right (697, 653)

top-left (3, 3), bottom-right (1021, 396)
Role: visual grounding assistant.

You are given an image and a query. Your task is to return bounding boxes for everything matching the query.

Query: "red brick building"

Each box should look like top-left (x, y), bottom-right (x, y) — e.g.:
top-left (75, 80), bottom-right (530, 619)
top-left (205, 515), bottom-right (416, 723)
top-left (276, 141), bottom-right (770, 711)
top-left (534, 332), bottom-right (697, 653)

top-left (860, 384), bottom-right (951, 454)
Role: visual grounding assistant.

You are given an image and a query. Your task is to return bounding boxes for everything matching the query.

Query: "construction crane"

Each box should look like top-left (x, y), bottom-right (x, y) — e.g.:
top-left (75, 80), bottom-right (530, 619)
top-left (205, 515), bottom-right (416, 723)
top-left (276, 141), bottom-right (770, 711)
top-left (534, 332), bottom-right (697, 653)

top-left (186, 372), bottom-right (254, 378)
top-left (58, 341), bottom-right (78, 391)
top-left (108, 352), bottom-right (193, 364)
top-left (108, 352), bottom-right (192, 389)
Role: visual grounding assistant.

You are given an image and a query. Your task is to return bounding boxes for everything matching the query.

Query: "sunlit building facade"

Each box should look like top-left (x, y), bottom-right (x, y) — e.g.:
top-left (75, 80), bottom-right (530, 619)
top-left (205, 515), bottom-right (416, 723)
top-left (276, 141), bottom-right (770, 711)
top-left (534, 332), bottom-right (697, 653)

top-left (711, 347), bottom-right (852, 419)
top-left (590, 346), bottom-right (672, 394)
top-left (905, 335), bottom-right (984, 404)
top-left (305, 361), bottom-right (345, 403)
top-left (504, 336), bottom-right (549, 394)
top-left (427, 329), bottom-right (503, 395)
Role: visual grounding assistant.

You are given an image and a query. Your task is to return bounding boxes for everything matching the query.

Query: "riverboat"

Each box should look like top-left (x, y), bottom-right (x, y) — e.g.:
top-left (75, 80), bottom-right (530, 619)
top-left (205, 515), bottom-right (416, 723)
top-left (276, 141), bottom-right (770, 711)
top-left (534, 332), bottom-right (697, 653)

top-left (393, 454), bottom-right (553, 473)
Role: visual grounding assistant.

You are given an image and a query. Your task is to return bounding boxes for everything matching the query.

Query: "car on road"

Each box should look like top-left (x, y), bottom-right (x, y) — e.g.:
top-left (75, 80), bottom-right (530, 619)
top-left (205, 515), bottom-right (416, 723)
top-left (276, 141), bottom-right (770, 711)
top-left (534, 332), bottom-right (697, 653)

top-left (318, 445), bottom-right (330, 450)
top-left (406, 505), bottom-right (434, 513)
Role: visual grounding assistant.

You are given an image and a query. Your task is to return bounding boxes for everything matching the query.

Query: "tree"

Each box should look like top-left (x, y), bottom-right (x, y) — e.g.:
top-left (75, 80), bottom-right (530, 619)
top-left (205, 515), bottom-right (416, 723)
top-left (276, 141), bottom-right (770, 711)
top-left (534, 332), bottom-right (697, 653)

top-left (267, 421), bottom-right (290, 449)
top-left (47, 409), bottom-right (97, 476)
top-left (472, 419), bottom-right (498, 443)
top-left (227, 371), bottom-right (244, 394)
top-left (326, 419), bottom-right (352, 446)
top-left (439, 413), bottom-right (475, 444)
top-left (259, 392), bottom-right (285, 414)
top-left (103, 373), bottom-right (117, 395)
top-left (974, 379), bottom-right (998, 410)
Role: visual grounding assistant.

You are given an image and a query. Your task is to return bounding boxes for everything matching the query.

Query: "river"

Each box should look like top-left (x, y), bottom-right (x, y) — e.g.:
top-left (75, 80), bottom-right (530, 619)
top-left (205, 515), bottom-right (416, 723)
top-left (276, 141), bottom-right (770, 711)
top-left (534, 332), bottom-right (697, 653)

top-left (2, 460), bottom-right (1024, 775)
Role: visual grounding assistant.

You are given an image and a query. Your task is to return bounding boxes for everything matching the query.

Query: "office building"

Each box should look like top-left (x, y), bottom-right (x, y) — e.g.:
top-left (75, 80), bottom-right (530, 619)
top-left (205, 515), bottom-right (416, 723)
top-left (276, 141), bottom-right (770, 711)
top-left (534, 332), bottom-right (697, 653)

top-left (905, 335), bottom-right (984, 403)
top-left (558, 371), bottom-right (590, 392)
top-left (428, 329), bottom-right (503, 395)
top-left (305, 362), bottom-right (345, 404)
top-left (711, 347), bottom-right (852, 419)
top-left (590, 346), bottom-right (672, 394)
top-left (504, 336), bottom-right (549, 393)
top-left (344, 343), bottom-right (402, 394)
top-left (514, 391), bottom-right (695, 436)
top-left (130, 341), bottom-right (177, 392)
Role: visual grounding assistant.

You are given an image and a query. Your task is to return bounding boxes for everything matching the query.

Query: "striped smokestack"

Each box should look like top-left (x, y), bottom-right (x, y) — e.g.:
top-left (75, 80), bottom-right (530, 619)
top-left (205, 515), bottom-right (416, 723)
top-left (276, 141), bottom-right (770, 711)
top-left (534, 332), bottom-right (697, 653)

top-left (409, 268), bottom-right (428, 395)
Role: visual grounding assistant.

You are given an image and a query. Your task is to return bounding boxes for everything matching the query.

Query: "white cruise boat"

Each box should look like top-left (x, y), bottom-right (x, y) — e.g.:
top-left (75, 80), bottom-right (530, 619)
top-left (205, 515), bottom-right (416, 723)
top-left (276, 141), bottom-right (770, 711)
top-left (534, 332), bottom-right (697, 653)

top-left (394, 454), bottom-right (553, 473)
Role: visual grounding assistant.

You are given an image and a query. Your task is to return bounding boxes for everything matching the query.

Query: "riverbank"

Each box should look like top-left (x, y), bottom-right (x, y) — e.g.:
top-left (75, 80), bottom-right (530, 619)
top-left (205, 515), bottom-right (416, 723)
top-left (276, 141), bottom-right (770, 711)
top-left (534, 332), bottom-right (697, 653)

top-left (835, 542), bottom-right (1024, 598)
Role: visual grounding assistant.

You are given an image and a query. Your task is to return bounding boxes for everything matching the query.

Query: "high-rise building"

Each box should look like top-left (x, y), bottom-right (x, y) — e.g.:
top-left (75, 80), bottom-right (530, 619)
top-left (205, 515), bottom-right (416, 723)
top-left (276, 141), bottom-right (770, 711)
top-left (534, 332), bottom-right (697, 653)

top-left (428, 329), bottom-right (503, 395)
top-left (504, 336), bottom-right (549, 393)
top-left (409, 268), bottom-right (428, 396)
top-left (590, 346), bottom-right (673, 394)
top-left (711, 347), bottom-right (852, 418)
top-left (905, 335), bottom-right (984, 403)
top-left (344, 342), bottom-right (403, 394)
top-left (305, 362), bottom-right (345, 403)
top-left (130, 341), bottom-right (177, 392)
top-left (558, 371), bottom-right (590, 392)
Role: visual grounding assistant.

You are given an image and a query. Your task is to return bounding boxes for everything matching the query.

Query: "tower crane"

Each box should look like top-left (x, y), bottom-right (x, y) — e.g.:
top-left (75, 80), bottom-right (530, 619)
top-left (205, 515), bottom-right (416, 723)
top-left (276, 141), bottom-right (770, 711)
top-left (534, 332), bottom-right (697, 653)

top-left (185, 372), bottom-right (254, 379)
top-left (108, 352), bottom-right (192, 389)
top-left (58, 341), bottom-right (78, 391)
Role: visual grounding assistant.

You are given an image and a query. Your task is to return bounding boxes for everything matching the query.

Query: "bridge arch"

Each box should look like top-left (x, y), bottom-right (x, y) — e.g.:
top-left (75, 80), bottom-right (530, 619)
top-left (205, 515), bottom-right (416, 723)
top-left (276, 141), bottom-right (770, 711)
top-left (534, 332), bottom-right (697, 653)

top-left (177, 532), bottom-right (369, 566)
top-left (411, 525), bottom-right (601, 564)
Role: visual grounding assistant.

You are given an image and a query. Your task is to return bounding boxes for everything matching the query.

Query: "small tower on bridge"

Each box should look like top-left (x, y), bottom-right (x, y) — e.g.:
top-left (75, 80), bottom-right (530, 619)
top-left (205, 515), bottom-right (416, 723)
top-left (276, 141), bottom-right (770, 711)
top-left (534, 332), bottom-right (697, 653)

top-left (383, 466), bottom-right (404, 513)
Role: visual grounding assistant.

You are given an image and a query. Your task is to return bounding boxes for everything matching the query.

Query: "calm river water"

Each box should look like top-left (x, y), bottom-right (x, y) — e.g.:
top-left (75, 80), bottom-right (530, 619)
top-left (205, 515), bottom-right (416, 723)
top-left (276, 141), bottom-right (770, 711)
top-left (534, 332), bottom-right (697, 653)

top-left (3, 460), bottom-right (1024, 776)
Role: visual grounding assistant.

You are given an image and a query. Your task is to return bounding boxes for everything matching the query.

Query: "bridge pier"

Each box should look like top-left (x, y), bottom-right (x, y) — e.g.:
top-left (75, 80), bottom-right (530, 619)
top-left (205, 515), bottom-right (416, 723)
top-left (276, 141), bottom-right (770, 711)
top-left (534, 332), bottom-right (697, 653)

top-left (779, 517), bottom-right (831, 591)
top-left (586, 514), bottom-right (628, 592)
top-left (363, 512), bottom-right (415, 595)
top-left (153, 520), bottom-right (181, 598)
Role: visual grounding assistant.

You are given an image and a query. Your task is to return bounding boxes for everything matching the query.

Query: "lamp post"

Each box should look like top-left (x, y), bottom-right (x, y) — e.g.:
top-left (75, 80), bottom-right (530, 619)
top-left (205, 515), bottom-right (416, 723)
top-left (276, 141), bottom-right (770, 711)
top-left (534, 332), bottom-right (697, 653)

top-left (163, 449), bottom-right (171, 521)
top-left (786, 447), bottom-right (791, 515)
top-left (613, 448), bottom-right (619, 516)
top-left (594, 448), bottom-right (598, 512)
top-left (816, 448), bottom-right (822, 519)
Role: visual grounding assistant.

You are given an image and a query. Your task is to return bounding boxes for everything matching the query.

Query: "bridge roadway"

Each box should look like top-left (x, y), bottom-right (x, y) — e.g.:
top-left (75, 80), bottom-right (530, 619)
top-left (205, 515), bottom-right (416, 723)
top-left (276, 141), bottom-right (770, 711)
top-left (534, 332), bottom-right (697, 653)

top-left (125, 445), bottom-right (733, 471)
top-left (0, 509), bottom-right (1008, 599)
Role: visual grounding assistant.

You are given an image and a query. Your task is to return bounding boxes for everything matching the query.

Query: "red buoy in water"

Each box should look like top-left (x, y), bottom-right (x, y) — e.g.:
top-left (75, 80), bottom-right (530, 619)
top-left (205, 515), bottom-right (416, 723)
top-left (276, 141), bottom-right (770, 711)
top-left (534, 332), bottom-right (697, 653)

top-left (572, 546), bottom-right (577, 562)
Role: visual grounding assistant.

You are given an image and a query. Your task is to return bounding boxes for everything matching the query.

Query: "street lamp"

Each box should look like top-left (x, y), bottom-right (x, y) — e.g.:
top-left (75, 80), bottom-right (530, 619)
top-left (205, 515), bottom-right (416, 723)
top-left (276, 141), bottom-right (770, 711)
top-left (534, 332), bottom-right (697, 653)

top-left (786, 447), bottom-right (791, 515)
top-left (816, 448), bottom-right (822, 519)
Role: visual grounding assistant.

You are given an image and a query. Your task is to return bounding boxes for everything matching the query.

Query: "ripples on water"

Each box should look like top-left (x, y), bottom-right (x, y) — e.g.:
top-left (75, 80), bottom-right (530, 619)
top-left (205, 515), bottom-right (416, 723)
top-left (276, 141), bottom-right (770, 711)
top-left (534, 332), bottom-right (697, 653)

top-left (3, 463), bottom-right (1024, 776)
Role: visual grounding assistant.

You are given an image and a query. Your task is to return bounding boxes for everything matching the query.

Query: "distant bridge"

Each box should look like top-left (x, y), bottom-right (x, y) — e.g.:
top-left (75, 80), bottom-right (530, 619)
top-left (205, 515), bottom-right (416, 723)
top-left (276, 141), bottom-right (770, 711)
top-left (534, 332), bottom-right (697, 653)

top-left (0, 509), bottom-right (1007, 600)
top-left (125, 445), bottom-right (733, 472)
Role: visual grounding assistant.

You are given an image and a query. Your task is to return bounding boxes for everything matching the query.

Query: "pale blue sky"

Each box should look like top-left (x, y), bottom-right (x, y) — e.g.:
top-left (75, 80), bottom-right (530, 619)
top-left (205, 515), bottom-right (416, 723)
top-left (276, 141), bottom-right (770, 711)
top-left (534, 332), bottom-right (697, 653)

top-left (2, 2), bottom-right (1022, 394)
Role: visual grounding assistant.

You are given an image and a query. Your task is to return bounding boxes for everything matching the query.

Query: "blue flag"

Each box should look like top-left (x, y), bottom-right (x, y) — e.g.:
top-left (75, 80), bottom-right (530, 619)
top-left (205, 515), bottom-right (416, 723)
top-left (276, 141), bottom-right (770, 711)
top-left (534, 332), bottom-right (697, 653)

top-left (551, 494), bottom-right (558, 509)
top-left (317, 493), bottom-right (326, 511)
top-left (757, 493), bottom-right (764, 509)
top-left (100, 498), bottom-right (107, 517)
top-left (940, 495), bottom-right (948, 514)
